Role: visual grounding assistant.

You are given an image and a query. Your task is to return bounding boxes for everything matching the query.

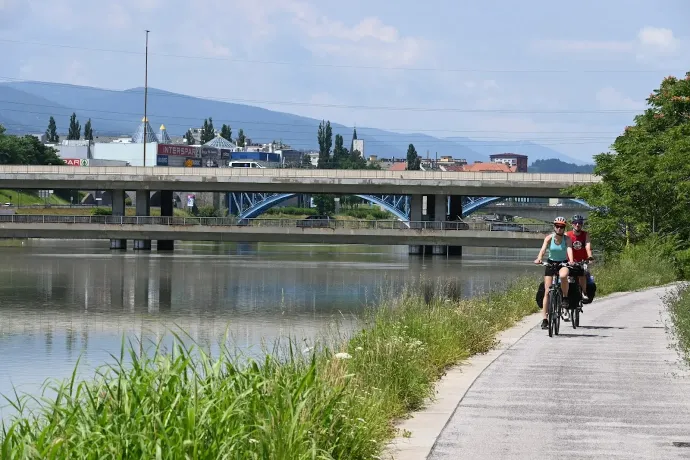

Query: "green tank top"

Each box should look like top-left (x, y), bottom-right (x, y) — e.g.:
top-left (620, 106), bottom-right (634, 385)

top-left (548, 234), bottom-right (568, 261)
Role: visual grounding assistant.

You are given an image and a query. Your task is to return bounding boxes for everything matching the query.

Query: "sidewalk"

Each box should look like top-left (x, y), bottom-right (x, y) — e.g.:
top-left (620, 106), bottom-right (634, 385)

top-left (388, 285), bottom-right (690, 459)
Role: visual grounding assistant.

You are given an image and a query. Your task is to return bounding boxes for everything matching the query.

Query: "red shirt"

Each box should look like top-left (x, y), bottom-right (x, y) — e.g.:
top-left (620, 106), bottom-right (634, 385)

top-left (566, 230), bottom-right (588, 261)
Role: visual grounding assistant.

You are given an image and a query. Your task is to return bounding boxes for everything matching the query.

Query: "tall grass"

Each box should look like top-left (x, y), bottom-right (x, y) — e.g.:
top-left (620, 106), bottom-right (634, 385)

top-left (663, 284), bottom-right (690, 366)
top-left (1, 239), bottom-right (683, 458)
top-left (593, 235), bottom-right (680, 295)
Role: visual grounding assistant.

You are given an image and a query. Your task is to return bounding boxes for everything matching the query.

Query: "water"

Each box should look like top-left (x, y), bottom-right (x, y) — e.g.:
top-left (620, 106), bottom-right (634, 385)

top-left (0, 240), bottom-right (537, 419)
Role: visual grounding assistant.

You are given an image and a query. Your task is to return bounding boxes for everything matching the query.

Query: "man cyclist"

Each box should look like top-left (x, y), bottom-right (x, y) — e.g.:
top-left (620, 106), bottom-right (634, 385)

top-left (534, 216), bottom-right (574, 330)
top-left (566, 214), bottom-right (594, 305)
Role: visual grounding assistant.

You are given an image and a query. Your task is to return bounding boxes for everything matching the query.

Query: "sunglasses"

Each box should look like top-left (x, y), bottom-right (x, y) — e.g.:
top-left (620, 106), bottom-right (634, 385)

top-left (554, 225), bottom-right (565, 229)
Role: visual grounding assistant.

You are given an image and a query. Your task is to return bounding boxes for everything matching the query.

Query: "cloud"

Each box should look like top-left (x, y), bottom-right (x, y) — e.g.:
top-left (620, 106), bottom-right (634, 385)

top-left (595, 87), bottom-right (645, 111)
top-left (532, 26), bottom-right (682, 57)
top-left (200, 39), bottom-right (231, 57)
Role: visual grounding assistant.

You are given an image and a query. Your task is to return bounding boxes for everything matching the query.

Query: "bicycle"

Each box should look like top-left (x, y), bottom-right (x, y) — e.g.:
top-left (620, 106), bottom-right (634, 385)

top-left (567, 260), bottom-right (592, 329)
top-left (541, 261), bottom-right (570, 337)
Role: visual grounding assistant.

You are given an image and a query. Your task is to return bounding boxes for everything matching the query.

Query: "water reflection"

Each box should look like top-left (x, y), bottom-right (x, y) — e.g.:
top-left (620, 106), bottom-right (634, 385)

top-left (0, 240), bottom-right (536, 417)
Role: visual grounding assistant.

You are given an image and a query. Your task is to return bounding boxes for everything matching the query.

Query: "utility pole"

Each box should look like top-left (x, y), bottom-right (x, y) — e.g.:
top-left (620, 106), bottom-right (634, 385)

top-left (143, 29), bottom-right (150, 166)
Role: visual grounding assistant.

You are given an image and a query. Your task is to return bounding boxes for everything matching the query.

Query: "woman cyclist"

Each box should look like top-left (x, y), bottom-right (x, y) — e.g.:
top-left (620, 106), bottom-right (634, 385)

top-left (534, 216), bottom-right (574, 329)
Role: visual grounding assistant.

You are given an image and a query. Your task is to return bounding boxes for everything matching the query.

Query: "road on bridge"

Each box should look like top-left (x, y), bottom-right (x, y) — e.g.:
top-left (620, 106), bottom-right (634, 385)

top-left (427, 285), bottom-right (690, 459)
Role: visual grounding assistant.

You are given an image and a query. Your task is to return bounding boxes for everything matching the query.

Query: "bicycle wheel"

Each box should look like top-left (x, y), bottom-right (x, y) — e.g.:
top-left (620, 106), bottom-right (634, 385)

top-left (554, 290), bottom-right (561, 336)
top-left (548, 288), bottom-right (557, 337)
top-left (574, 304), bottom-right (580, 328)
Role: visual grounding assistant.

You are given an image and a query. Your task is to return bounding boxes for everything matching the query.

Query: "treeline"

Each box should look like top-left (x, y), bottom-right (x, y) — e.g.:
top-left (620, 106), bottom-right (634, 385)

top-left (183, 118), bottom-right (249, 147)
top-left (570, 71), bottom-right (690, 268)
top-left (42, 113), bottom-right (94, 142)
top-left (0, 124), bottom-right (63, 165)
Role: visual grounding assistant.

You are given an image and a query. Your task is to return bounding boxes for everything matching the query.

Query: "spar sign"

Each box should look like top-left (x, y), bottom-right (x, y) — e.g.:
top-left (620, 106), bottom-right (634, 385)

top-left (63, 158), bottom-right (89, 166)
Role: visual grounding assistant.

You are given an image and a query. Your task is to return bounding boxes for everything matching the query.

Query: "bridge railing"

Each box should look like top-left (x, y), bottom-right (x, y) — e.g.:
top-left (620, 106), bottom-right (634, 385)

top-left (0, 165), bottom-right (600, 183)
top-left (0, 214), bottom-right (553, 233)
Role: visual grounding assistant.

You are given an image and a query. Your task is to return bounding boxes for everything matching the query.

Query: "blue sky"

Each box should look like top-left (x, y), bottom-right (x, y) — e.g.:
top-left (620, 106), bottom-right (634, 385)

top-left (1, 0), bottom-right (688, 162)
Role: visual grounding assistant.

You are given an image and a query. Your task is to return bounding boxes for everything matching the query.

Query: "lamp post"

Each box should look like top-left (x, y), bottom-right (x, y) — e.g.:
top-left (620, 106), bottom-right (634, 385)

top-left (143, 29), bottom-right (150, 166)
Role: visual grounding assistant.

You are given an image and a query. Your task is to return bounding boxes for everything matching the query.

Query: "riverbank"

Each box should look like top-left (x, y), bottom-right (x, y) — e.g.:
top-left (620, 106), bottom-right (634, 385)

top-left (0, 241), bottom-right (682, 458)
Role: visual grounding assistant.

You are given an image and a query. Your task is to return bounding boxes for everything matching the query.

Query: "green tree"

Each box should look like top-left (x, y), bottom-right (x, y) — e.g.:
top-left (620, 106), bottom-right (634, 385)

top-left (83, 119), bottom-right (93, 141)
top-left (237, 129), bottom-right (246, 147)
top-left (67, 113), bottom-right (81, 140)
top-left (0, 127), bottom-right (64, 165)
top-left (350, 127), bottom-right (357, 152)
top-left (184, 129), bottom-right (196, 145)
top-left (317, 120), bottom-right (333, 168)
top-left (406, 143), bottom-right (421, 170)
top-left (301, 153), bottom-right (313, 168)
top-left (312, 194), bottom-right (335, 215)
top-left (220, 124), bottom-right (232, 142)
top-left (200, 118), bottom-right (215, 144)
top-left (46, 116), bottom-right (59, 143)
top-left (569, 71), bottom-right (690, 253)
top-left (332, 134), bottom-right (347, 166)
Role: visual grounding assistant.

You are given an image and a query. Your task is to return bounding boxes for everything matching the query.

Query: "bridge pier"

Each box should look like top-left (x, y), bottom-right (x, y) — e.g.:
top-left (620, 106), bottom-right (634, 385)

top-left (109, 189), bottom-right (127, 250)
top-left (447, 195), bottom-right (463, 257)
top-left (133, 190), bottom-right (151, 251)
top-left (408, 194), bottom-right (424, 255)
top-left (157, 190), bottom-right (174, 251)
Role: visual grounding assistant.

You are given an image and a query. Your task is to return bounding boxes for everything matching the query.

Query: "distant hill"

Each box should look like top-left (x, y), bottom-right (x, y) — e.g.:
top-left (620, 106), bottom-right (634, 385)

top-left (529, 158), bottom-right (595, 174)
top-left (1, 80), bottom-right (580, 163)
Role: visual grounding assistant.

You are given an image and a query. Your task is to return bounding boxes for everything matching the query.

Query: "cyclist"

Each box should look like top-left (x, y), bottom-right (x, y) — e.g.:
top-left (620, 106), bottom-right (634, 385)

top-left (566, 214), bottom-right (594, 305)
top-left (534, 216), bottom-right (574, 329)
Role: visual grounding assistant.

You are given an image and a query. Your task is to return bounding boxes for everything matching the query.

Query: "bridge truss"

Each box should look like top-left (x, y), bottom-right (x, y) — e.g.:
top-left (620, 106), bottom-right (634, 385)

top-left (228, 192), bottom-right (593, 222)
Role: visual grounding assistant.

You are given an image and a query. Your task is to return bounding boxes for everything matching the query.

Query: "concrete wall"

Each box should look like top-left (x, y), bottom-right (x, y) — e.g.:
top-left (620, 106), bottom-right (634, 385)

top-left (92, 143), bottom-right (158, 166)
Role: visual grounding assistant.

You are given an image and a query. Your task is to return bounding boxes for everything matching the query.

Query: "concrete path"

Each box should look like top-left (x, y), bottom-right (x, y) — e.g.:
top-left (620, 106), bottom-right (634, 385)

top-left (427, 285), bottom-right (690, 459)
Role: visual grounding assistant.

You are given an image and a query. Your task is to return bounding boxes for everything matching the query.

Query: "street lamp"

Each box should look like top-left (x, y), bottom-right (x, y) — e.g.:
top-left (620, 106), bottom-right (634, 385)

top-left (143, 30), bottom-right (150, 166)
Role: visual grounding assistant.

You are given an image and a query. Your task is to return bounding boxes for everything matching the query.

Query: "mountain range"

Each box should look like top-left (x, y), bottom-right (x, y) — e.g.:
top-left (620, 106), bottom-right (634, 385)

top-left (0, 81), bottom-right (590, 165)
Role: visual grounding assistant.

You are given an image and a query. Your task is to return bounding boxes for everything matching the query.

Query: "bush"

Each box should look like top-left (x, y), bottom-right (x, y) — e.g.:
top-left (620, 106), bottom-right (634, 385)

top-left (344, 208), bottom-right (392, 220)
top-left (91, 207), bottom-right (112, 216)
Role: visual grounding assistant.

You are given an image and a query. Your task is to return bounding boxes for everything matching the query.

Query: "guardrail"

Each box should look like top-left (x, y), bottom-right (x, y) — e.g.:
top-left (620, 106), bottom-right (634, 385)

top-left (0, 215), bottom-right (553, 233)
top-left (0, 165), bottom-right (600, 183)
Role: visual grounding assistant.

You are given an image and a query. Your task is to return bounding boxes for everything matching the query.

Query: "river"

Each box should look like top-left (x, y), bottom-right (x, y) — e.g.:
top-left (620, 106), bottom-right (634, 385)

top-left (0, 240), bottom-right (537, 419)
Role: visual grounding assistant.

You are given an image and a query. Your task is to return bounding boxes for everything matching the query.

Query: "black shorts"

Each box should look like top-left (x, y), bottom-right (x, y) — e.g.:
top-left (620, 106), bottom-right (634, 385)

top-left (569, 264), bottom-right (586, 277)
top-left (544, 260), bottom-right (568, 277)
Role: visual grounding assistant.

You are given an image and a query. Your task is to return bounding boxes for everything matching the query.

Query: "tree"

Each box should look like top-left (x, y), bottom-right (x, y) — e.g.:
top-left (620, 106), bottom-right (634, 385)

top-left (220, 124), bottom-right (232, 142)
top-left (67, 113), bottom-right (81, 140)
top-left (237, 129), bottom-right (246, 147)
top-left (350, 127), bottom-right (357, 151)
top-left (83, 119), bottom-right (93, 141)
top-left (46, 116), bottom-right (59, 143)
top-left (301, 153), bottom-right (313, 168)
top-left (332, 134), bottom-right (347, 166)
top-left (200, 118), bottom-right (215, 144)
top-left (184, 129), bottom-right (196, 145)
top-left (406, 143), bottom-right (421, 170)
top-left (569, 71), bottom-right (690, 252)
top-left (313, 194), bottom-right (335, 216)
top-left (317, 120), bottom-right (333, 168)
top-left (0, 127), bottom-right (64, 165)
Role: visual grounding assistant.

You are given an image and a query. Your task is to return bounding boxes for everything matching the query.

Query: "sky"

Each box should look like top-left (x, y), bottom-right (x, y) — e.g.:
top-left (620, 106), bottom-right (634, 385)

top-left (0, 0), bottom-right (689, 162)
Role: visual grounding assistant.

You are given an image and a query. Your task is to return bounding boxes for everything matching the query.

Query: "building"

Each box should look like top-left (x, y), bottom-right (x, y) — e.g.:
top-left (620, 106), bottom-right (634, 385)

top-left (489, 153), bottom-right (528, 172)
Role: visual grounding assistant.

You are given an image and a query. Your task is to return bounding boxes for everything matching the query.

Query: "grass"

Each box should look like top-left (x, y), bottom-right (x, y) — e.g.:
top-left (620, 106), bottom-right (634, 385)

top-left (0, 190), bottom-right (68, 206)
top-left (664, 284), bottom-right (690, 366)
top-left (0, 239), bottom-right (682, 459)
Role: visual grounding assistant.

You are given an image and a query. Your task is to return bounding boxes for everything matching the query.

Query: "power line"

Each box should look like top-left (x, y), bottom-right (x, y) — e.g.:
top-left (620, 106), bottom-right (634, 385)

top-left (0, 38), bottom-right (680, 74)
top-left (0, 99), bottom-right (623, 137)
top-left (0, 76), bottom-right (646, 114)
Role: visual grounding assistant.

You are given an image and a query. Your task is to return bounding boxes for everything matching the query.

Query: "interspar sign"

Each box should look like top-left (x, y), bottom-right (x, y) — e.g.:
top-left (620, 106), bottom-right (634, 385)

top-left (63, 158), bottom-right (89, 166)
top-left (157, 144), bottom-right (200, 158)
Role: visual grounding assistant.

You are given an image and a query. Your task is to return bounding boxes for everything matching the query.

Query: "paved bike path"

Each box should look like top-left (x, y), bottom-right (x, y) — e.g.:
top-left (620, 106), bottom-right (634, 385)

top-left (429, 285), bottom-right (690, 459)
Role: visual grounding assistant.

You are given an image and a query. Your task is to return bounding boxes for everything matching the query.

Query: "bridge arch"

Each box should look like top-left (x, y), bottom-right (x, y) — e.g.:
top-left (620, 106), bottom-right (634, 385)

top-left (237, 193), bottom-right (410, 224)
top-left (462, 197), bottom-right (595, 218)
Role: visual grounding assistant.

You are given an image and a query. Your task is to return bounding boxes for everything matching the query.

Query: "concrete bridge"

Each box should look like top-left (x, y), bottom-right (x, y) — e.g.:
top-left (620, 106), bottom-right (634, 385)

top-left (0, 166), bottom-right (596, 254)
top-left (482, 202), bottom-right (591, 222)
top-left (0, 215), bottom-right (550, 250)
